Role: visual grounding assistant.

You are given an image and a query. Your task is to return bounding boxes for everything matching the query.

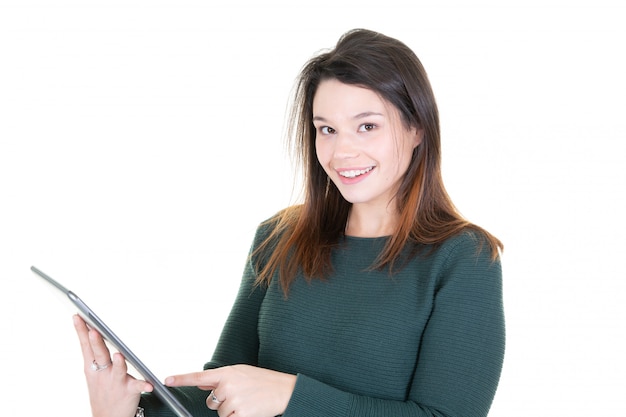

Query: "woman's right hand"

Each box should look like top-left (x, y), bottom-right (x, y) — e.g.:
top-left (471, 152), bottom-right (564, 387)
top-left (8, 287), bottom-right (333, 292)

top-left (73, 314), bottom-right (153, 417)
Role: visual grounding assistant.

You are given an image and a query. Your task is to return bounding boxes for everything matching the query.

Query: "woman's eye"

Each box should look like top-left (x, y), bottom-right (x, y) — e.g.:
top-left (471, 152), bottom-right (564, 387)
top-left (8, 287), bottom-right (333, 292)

top-left (320, 126), bottom-right (335, 135)
top-left (359, 123), bottom-right (376, 132)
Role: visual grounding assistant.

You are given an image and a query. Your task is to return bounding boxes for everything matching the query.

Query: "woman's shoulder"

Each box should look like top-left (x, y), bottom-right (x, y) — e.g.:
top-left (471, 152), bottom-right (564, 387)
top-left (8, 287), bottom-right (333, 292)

top-left (249, 205), bottom-right (304, 252)
top-left (440, 227), bottom-right (491, 251)
top-left (255, 205), bottom-right (302, 236)
top-left (427, 227), bottom-right (501, 270)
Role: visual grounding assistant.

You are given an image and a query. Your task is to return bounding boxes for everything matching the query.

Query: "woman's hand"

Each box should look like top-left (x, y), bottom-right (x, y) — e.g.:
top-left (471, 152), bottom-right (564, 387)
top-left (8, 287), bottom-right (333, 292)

top-left (73, 315), bottom-right (153, 417)
top-left (165, 364), bottom-right (296, 417)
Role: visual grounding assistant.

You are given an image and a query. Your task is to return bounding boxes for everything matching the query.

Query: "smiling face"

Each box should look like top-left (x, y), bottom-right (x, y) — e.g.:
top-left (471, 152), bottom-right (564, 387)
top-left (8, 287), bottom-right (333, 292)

top-left (313, 79), bottom-right (422, 214)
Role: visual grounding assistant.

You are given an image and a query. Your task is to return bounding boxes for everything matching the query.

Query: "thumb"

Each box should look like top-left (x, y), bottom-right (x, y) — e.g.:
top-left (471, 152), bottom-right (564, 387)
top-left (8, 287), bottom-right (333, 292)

top-left (112, 353), bottom-right (153, 393)
top-left (133, 379), bottom-right (154, 393)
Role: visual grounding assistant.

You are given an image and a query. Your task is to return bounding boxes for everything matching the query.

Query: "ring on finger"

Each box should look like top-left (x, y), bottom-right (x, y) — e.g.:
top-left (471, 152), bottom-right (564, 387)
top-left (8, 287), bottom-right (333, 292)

top-left (91, 359), bottom-right (112, 372)
top-left (209, 390), bottom-right (222, 405)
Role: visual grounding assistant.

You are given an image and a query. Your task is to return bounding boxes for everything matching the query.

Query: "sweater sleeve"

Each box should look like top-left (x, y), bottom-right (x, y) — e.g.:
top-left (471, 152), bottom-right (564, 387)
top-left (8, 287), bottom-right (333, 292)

top-left (283, 233), bottom-right (505, 417)
top-left (139, 234), bottom-right (268, 416)
top-left (204, 253), bottom-right (267, 369)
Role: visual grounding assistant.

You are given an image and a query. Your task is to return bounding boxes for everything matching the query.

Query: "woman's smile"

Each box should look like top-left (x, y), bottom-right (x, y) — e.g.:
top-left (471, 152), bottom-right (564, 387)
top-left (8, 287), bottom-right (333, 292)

top-left (336, 166), bottom-right (376, 181)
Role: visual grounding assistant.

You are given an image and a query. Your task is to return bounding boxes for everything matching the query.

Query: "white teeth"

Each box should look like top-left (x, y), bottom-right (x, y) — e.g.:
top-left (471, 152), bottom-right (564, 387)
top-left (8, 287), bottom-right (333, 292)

top-left (338, 166), bottom-right (374, 178)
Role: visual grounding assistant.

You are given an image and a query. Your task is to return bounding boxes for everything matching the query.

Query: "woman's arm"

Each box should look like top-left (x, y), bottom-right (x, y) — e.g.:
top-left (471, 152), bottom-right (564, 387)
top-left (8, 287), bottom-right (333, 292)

top-left (203, 256), bottom-right (268, 369)
top-left (140, 234), bottom-right (269, 416)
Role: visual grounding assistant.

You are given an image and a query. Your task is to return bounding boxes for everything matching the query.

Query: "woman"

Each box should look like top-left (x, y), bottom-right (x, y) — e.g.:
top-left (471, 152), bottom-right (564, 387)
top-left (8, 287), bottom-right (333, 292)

top-left (75, 28), bottom-right (505, 417)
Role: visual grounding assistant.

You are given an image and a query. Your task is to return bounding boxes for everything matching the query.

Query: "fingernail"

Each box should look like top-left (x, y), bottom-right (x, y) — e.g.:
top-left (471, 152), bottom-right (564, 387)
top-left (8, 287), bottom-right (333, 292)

top-left (165, 377), bottom-right (174, 385)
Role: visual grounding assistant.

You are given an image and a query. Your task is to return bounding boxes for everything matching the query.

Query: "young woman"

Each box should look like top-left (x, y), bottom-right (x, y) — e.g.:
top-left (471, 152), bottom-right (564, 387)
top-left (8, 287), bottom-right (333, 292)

top-left (75, 28), bottom-right (505, 417)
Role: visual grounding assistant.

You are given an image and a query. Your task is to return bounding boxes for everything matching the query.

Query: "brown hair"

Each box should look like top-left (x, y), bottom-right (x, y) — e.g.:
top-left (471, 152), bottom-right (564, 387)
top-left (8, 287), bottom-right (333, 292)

top-left (254, 28), bottom-right (502, 293)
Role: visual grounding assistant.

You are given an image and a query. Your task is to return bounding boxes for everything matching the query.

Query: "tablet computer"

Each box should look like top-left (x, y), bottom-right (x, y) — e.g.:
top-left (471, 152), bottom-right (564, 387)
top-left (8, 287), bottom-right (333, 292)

top-left (31, 266), bottom-right (194, 417)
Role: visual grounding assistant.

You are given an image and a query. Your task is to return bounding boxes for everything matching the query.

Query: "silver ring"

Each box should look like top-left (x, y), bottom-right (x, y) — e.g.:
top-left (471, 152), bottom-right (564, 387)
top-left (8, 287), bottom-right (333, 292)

top-left (91, 359), bottom-right (112, 372)
top-left (209, 390), bottom-right (222, 404)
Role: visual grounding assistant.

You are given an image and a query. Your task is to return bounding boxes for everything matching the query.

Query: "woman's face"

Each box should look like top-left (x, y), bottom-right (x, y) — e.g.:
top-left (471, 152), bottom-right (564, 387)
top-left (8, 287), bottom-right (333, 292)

top-left (313, 79), bottom-right (422, 212)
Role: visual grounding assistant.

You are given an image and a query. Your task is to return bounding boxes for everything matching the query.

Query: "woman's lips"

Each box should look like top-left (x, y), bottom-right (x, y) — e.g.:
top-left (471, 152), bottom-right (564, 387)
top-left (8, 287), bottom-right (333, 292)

top-left (336, 166), bottom-right (375, 183)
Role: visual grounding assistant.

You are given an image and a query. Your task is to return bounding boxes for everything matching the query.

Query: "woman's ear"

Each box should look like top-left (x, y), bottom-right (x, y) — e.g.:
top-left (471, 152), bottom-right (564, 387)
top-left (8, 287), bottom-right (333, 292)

top-left (412, 128), bottom-right (424, 149)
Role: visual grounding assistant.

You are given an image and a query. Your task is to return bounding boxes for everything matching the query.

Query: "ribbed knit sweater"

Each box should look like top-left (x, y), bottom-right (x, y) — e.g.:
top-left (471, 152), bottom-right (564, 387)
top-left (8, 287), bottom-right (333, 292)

top-left (140, 222), bottom-right (505, 417)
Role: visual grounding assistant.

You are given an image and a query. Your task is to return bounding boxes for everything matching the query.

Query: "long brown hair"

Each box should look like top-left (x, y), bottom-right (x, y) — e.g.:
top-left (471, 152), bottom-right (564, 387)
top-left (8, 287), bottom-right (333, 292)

top-left (254, 28), bottom-right (502, 293)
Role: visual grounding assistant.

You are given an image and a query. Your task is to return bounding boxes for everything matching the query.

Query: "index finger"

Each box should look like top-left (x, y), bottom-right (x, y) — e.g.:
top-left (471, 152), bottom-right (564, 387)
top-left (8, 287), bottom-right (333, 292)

top-left (164, 368), bottom-right (221, 390)
top-left (73, 314), bottom-right (97, 367)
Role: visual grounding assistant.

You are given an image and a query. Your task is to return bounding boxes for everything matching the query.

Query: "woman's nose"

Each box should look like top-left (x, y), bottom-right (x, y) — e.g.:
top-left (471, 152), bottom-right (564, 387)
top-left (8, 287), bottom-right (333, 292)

top-left (333, 132), bottom-right (359, 159)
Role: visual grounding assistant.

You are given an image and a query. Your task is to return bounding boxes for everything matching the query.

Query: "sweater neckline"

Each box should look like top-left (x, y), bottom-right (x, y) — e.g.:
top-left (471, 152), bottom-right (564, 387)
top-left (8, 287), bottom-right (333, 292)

top-left (343, 234), bottom-right (390, 242)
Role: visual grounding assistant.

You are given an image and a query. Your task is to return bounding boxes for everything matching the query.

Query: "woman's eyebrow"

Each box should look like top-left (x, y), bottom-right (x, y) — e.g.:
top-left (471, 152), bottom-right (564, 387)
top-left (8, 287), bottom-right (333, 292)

top-left (312, 111), bottom-right (384, 123)
top-left (353, 111), bottom-right (384, 119)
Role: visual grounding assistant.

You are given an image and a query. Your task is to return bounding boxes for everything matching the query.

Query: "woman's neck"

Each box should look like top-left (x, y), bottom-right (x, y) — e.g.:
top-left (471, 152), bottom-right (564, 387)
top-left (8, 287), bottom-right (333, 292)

top-left (345, 204), bottom-right (399, 238)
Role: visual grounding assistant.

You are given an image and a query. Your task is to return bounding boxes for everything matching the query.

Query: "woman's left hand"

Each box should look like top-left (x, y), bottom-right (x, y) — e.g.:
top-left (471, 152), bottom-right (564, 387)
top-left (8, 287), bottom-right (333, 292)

top-left (165, 364), bottom-right (296, 417)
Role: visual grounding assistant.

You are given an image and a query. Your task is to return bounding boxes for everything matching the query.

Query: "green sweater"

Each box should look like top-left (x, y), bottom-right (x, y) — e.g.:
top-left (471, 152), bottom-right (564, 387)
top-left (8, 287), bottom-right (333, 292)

top-left (141, 223), bottom-right (505, 417)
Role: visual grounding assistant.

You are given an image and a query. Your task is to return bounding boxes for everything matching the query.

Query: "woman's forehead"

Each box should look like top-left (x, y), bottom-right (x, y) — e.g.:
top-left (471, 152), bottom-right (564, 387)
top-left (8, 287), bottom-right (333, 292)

top-left (312, 79), bottom-right (398, 120)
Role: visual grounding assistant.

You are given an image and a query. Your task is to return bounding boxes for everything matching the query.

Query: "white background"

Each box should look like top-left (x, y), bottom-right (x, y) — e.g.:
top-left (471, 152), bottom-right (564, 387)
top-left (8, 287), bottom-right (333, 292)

top-left (1, 0), bottom-right (624, 415)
